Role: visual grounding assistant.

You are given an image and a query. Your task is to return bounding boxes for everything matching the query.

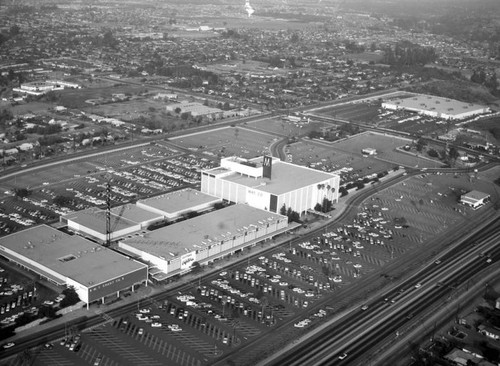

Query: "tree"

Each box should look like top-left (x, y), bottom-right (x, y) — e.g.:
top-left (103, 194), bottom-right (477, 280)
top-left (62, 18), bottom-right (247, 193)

top-left (427, 148), bottom-right (439, 158)
top-left (9, 24), bottom-right (20, 36)
top-left (39, 305), bottom-right (57, 318)
top-left (53, 195), bottom-right (72, 207)
top-left (191, 261), bottom-right (203, 274)
top-left (280, 204), bottom-right (287, 216)
top-left (60, 286), bottom-right (80, 308)
top-left (321, 197), bottom-right (332, 212)
top-left (14, 188), bottom-right (31, 198)
top-left (416, 138), bottom-right (426, 152)
top-left (102, 30), bottom-right (118, 48)
top-left (448, 146), bottom-right (460, 162)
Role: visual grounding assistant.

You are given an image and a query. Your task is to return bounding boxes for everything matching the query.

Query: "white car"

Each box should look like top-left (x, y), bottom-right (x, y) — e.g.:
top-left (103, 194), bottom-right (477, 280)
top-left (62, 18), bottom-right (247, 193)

top-left (338, 352), bottom-right (348, 360)
top-left (151, 322), bottom-right (162, 327)
top-left (139, 308), bottom-right (150, 313)
top-left (3, 342), bottom-right (15, 349)
top-left (168, 324), bottom-right (182, 332)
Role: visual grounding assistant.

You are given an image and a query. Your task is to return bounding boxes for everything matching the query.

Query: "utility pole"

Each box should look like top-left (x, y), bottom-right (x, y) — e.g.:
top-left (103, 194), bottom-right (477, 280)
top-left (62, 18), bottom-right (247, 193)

top-left (105, 174), bottom-right (112, 247)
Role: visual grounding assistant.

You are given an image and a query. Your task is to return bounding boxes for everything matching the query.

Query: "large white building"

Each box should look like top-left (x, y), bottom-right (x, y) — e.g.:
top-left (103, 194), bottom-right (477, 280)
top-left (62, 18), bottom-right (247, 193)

top-left (0, 225), bottom-right (148, 308)
top-left (382, 94), bottom-right (490, 120)
top-left (201, 156), bottom-right (340, 215)
top-left (166, 101), bottom-right (223, 119)
top-left (118, 204), bottom-right (289, 281)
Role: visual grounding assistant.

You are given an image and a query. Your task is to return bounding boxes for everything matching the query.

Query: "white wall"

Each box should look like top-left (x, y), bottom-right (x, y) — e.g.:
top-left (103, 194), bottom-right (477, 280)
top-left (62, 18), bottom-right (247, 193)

top-left (221, 157), bottom-right (262, 178)
top-left (66, 277), bottom-right (89, 304)
top-left (246, 188), bottom-right (270, 211)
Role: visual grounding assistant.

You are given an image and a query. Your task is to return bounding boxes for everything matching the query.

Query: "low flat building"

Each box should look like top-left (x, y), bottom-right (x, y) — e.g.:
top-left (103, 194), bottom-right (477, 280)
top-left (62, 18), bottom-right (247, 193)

top-left (362, 148), bottom-right (377, 155)
top-left (118, 204), bottom-right (288, 281)
top-left (382, 94), bottom-right (490, 120)
top-left (166, 101), bottom-right (223, 119)
top-left (460, 190), bottom-right (490, 209)
top-left (136, 188), bottom-right (220, 220)
top-left (0, 225), bottom-right (148, 308)
top-left (62, 204), bottom-right (163, 243)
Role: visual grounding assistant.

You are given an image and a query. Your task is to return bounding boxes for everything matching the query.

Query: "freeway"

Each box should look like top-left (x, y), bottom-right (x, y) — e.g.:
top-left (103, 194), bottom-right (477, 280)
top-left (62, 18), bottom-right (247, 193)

top-left (269, 216), bottom-right (500, 366)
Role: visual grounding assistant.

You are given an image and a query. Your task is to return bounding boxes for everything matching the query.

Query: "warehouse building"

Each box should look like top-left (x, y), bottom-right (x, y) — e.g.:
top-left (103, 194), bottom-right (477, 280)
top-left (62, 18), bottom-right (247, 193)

top-left (118, 204), bottom-right (289, 281)
top-left (201, 156), bottom-right (340, 215)
top-left (0, 225), bottom-right (148, 308)
top-left (382, 94), bottom-right (490, 120)
top-left (136, 188), bottom-right (220, 220)
top-left (62, 204), bottom-right (163, 243)
top-left (61, 189), bottom-right (220, 243)
top-left (166, 101), bottom-right (223, 120)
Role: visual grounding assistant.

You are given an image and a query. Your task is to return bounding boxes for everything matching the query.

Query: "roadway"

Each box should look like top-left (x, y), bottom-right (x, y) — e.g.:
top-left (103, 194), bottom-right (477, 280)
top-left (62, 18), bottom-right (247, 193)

top-left (267, 214), bottom-right (500, 366)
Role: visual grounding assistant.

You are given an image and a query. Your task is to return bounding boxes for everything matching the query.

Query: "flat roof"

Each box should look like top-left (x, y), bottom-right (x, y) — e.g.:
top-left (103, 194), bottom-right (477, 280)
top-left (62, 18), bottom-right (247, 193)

top-left (221, 160), bottom-right (337, 195)
top-left (138, 188), bottom-right (220, 214)
top-left (120, 204), bottom-right (286, 258)
top-left (385, 94), bottom-right (486, 116)
top-left (0, 225), bottom-right (147, 287)
top-left (462, 190), bottom-right (490, 201)
top-left (63, 204), bottom-right (162, 234)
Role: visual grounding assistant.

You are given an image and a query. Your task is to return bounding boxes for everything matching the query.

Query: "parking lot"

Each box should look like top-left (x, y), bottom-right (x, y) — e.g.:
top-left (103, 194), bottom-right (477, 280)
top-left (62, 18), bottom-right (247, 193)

top-left (0, 145), bottom-right (217, 237)
top-left (2, 166), bottom-right (499, 366)
top-left (285, 137), bottom-right (395, 185)
top-left (315, 97), bottom-right (458, 137)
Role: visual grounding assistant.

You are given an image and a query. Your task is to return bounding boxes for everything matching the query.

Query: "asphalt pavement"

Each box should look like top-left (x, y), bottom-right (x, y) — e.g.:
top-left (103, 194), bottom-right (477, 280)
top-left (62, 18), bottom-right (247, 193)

top-left (5, 199), bottom-right (349, 346)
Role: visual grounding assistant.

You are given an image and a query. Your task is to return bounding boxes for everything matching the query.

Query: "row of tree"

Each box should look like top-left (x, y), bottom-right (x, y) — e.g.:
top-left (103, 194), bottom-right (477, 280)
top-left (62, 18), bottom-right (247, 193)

top-left (279, 205), bottom-right (300, 223)
top-left (470, 69), bottom-right (499, 96)
top-left (382, 41), bottom-right (437, 67)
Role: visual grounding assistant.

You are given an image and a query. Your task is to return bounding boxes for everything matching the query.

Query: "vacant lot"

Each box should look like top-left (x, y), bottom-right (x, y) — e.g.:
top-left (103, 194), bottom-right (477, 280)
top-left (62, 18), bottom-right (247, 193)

top-left (334, 132), bottom-right (443, 169)
top-left (171, 126), bottom-right (278, 159)
top-left (317, 101), bottom-right (381, 123)
top-left (248, 116), bottom-right (329, 138)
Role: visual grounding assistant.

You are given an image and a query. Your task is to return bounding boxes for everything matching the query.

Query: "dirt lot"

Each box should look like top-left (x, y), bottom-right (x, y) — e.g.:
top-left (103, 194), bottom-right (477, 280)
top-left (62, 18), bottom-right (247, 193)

top-left (171, 126), bottom-right (278, 159)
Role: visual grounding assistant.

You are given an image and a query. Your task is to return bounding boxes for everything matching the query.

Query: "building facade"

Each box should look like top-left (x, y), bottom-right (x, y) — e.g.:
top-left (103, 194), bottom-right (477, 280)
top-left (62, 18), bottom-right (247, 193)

top-left (201, 156), bottom-right (339, 215)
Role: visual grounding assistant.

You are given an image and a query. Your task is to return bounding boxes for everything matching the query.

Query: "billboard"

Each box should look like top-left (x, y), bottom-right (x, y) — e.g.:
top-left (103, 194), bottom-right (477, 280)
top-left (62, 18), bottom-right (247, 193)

top-left (180, 252), bottom-right (196, 270)
top-left (263, 156), bottom-right (272, 179)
